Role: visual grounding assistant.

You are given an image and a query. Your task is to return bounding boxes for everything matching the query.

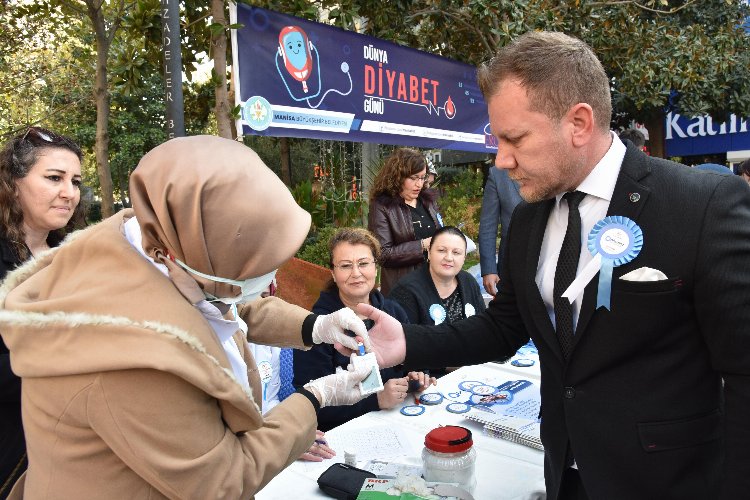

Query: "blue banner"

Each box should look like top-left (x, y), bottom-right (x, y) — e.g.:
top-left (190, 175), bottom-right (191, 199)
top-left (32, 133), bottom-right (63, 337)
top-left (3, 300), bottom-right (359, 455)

top-left (664, 112), bottom-right (750, 157)
top-left (231, 6), bottom-right (495, 153)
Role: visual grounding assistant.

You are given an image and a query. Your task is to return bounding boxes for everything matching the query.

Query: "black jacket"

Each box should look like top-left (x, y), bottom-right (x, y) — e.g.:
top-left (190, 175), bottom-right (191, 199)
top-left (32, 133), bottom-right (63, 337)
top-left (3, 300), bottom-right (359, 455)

top-left (0, 238), bottom-right (25, 499)
top-left (388, 263), bottom-right (486, 376)
top-left (367, 191), bottom-right (439, 295)
top-left (292, 289), bottom-right (409, 431)
top-left (402, 145), bottom-right (750, 499)
top-left (388, 262), bottom-right (485, 327)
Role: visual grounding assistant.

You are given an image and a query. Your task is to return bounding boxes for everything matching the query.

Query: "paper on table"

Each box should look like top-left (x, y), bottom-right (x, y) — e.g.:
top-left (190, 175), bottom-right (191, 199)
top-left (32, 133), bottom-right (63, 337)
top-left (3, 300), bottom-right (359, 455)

top-left (298, 424), bottom-right (416, 476)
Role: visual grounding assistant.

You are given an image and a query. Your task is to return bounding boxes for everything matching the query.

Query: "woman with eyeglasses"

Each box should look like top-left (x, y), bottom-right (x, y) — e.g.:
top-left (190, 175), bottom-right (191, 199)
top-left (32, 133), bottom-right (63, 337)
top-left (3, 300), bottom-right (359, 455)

top-left (293, 227), bottom-right (435, 431)
top-left (368, 148), bottom-right (440, 295)
top-left (388, 226), bottom-right (487, 376)
top-left (0, 127), bottom-right (86, 498)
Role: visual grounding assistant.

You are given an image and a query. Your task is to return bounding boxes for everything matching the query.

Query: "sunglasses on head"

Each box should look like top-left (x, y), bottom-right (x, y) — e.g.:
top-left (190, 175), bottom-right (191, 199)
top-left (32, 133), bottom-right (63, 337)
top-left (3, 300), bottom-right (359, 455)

top-left (20, 127), bottom-right (55, 145)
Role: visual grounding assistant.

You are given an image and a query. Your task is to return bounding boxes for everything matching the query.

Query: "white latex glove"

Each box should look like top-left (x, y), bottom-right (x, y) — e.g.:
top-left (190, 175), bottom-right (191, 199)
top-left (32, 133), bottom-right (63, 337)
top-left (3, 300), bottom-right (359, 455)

top-left (312, 307), bottom-right (373, 353)
top-left (304, 356), bottom-right (371, 408)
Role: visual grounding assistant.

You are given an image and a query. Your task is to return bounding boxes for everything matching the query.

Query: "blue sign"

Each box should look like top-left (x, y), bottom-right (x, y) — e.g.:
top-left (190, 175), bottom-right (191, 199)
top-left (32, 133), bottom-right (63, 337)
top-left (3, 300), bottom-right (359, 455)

top-left (230, 6), bottom-right (495, 153)
top-left (664, 112), bottom-right (750, 157)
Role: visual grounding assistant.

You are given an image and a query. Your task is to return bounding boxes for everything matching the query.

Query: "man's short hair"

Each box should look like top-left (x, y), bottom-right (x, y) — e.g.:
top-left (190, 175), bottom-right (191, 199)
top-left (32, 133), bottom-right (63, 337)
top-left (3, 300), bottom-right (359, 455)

top-left (618, 129), bottom-right (646, 148)
top-left (477, 31), bottom-right (612, 132)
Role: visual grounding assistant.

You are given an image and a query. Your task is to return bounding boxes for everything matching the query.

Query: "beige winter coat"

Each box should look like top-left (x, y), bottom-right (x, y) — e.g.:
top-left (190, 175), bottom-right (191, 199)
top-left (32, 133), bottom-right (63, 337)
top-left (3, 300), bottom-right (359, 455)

top-left (0, 211), bottom-right (316, 499)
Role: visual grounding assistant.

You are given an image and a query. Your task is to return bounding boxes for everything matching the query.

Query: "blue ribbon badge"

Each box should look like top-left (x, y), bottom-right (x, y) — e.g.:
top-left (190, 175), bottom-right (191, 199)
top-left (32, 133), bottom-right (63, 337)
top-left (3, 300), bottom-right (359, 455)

top-left (429, 304), bottom-right (446, 325)
top-left (587, 216), bottom-right (643, 309)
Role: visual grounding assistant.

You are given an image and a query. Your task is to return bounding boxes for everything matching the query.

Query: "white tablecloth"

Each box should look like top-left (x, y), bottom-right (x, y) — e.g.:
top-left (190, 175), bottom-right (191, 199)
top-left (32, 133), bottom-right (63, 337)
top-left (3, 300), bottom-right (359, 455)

top-left (257, 355), bottom-right (546, 500)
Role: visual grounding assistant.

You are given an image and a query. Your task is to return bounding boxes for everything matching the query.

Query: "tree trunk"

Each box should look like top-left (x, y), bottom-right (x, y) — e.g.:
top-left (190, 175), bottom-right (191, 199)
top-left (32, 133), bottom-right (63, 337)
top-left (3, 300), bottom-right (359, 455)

top-left (211, 0), bottom-right (232, 139)
top-left (87, 1), bottom-right (115, 218)
top-left (644, 110), bottom-right (666, 159)
top-left (279, 137), bottom-right (292, 186)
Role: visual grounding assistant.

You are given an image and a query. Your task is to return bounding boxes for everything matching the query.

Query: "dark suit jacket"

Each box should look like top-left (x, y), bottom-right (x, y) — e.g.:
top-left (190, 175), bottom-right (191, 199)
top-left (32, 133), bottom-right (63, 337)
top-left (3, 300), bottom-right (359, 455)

top-left (478, 167), bottom-right (522, 276)
top-left (403, 144), bottom-right (750, 499)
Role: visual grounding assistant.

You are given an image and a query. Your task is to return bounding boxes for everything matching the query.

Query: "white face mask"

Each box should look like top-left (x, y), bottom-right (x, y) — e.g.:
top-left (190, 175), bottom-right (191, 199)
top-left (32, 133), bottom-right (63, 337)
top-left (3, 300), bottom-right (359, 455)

top-left (173, 259), bottom-right (277, 335)
top-left (173, 258), bottom-right (277, 305)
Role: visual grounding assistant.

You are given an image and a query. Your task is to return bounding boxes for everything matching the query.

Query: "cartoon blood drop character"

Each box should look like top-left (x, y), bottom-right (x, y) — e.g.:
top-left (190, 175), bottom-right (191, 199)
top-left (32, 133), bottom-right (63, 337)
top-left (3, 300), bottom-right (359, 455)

top-left (278, 26), bottom-right (314, 93)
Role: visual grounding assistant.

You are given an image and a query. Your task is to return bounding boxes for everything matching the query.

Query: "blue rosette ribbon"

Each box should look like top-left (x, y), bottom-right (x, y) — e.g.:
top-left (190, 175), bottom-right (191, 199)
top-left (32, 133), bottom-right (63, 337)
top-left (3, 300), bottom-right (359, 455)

top-left (587, 216), bottom-right (643, 309)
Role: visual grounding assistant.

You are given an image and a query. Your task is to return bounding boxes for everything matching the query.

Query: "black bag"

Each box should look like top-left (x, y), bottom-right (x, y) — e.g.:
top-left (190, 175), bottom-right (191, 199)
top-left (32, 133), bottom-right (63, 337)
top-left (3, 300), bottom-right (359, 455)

top-left (317, 463), bottom-right (376, 500)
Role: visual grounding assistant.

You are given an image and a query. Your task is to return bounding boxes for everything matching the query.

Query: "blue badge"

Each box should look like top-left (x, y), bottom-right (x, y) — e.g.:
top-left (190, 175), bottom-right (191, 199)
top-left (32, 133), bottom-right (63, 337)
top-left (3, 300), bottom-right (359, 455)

top-left (429, 304), bottom-right (446, 325)
top-left (400, 405), bottom-right (425, 416)
top-left (588, 216), bottom-right (643, 310)
top-left (458, 380), bottom-right (483, 392)
top-left (446, 403), bottom-right (471, 414)
top-left (419, 393), bottom-right (444, 405)
top-left (470, 384), bottom-right (498, 396)
top-left (511, 358), bottom-right (536, 367)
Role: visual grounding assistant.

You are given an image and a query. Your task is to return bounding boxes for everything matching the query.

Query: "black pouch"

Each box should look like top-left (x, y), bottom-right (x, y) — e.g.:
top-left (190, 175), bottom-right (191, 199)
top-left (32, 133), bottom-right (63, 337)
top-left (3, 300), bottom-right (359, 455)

top-left (317, 462), bottom-right (376, 500)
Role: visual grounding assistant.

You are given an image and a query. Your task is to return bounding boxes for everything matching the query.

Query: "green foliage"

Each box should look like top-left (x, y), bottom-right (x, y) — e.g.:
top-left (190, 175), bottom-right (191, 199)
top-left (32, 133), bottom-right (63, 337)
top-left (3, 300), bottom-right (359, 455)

top-left (296, 225), bottom-right (339, 268)
top-left (290, 179), bottom-right (365, 231)
top-left (437, 169), bottom-right (484, 242)
top-left (244, 135), bottom-right (321, 184)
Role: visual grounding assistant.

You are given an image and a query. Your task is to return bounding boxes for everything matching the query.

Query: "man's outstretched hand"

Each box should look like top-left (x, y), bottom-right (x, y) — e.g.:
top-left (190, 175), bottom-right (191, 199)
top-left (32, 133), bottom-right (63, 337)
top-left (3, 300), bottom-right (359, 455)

top-left (332, 303), bottom-right (406, 368)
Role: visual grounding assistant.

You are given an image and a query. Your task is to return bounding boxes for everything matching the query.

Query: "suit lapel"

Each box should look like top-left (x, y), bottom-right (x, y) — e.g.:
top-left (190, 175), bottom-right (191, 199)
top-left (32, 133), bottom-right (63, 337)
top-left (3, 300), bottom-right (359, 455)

top-left (526, 199), bottom-right (565, 362)
top-left (574, 145), bottom-right (652, 340)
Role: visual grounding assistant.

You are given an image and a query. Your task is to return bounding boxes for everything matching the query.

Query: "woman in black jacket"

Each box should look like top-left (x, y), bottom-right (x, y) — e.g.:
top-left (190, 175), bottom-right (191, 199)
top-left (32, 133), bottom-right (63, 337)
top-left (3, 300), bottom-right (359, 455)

top-left (293, 228), bottom-right (435, 431)
top-left (0, 127), bottom-right (86, 498)
top-left (388, 226), bottom-right (486, 376)
top-left (368, 148), bottom-right (440, 295)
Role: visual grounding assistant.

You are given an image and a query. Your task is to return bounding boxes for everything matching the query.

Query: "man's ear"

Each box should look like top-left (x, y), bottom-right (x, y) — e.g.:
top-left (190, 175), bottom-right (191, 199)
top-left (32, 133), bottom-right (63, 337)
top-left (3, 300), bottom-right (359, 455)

top-left (566, 103), bottom-right (595, 148)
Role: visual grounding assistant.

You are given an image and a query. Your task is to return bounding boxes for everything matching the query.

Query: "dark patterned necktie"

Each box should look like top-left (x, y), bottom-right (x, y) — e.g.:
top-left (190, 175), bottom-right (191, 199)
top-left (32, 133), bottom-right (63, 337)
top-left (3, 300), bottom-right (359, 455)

top-left (553, 191), bottom-right (586, 359)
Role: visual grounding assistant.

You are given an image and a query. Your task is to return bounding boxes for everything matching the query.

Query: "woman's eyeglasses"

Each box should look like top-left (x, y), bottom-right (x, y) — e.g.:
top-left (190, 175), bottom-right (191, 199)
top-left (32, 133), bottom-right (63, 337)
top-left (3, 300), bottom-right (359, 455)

top-left (333, 260), bottom-right (376, 273)
top-left (408, 175), bottom-right (428, 183)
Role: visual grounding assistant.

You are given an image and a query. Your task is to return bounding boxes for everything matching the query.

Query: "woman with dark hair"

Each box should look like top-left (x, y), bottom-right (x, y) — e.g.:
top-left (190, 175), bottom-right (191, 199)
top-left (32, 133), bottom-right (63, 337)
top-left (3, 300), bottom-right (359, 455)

top-left (0, 126), bottom-right (86, 498)
top-left (368, 148), bottom-right (440, 295)
top-left (388, 226), bottom-right (486, 375)
top-left (293, 227), bottom-right (435, 431)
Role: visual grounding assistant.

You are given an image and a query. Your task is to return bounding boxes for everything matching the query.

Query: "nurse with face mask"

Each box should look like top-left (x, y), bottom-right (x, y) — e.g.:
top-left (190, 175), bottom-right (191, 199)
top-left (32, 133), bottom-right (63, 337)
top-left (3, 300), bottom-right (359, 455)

top-left (0, 136), bottom-right (371, 499)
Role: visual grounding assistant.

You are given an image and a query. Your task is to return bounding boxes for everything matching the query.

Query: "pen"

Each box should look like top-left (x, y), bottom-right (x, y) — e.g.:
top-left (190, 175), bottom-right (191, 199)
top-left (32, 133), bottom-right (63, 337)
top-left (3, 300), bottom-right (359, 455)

top-left (315, 439), bottom-right (328, 446)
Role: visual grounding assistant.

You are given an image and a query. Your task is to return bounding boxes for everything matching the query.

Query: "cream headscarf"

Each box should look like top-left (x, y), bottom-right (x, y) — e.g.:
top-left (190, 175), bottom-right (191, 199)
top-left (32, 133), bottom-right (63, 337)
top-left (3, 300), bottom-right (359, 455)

top-left (130, 135), bottom-right (311, 301)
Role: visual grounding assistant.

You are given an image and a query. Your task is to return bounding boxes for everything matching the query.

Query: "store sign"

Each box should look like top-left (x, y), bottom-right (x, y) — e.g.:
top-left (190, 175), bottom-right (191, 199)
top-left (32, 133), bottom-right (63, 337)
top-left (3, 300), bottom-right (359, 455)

top-left (665, 112), bottom-right (750, 156)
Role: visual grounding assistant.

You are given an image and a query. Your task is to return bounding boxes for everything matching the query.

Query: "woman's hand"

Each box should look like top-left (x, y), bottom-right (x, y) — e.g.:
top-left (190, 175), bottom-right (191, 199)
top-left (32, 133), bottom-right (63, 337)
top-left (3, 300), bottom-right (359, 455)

top-left (407, 371), bottom-right (437, 392)
top-left (377, 377), bottom-right (409, 409)
top-left (299, 430), bottom-right (336, 462)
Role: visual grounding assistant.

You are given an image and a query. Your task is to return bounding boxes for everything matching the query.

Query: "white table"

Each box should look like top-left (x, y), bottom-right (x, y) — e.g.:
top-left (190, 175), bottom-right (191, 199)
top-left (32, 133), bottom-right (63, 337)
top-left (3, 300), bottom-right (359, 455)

top-left (257, 356), bottom-right (545, 500)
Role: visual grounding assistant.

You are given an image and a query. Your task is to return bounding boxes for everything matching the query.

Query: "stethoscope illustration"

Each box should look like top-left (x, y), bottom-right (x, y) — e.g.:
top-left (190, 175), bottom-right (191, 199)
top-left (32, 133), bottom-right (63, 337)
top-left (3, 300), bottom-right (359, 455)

top-left (275, 25), bottom-right (352, 109)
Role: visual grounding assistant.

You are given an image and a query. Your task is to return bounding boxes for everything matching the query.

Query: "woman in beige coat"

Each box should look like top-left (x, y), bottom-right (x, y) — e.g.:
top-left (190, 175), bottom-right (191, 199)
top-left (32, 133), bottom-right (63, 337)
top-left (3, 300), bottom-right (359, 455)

top-left (0, 136), bottom-right (370, 499)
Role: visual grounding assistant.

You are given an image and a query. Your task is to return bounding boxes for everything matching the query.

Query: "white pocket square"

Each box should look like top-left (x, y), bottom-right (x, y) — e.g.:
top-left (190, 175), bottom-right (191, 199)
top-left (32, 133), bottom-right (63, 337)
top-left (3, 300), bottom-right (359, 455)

top-left (619, 266), bottom-right (667, 282)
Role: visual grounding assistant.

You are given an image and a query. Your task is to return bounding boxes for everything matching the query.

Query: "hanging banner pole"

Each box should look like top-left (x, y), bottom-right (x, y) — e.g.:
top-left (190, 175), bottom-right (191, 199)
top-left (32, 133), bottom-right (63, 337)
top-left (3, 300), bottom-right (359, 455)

top-left (161, 0), bottom-right (185, 138)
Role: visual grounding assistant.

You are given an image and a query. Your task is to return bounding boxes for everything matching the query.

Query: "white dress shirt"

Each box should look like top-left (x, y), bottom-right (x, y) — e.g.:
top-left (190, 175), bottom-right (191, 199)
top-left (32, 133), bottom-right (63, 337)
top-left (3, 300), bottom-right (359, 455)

top-left (536, 133), bottom-right (626, 332)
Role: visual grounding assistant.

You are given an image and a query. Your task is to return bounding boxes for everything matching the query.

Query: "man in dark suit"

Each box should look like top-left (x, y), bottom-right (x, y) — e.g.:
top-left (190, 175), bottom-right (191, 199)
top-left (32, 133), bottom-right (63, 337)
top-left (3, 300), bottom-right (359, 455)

top-left (478, 166), bottom-right (522, 296)
top-left (355, 31), bottom-right (750, 499)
